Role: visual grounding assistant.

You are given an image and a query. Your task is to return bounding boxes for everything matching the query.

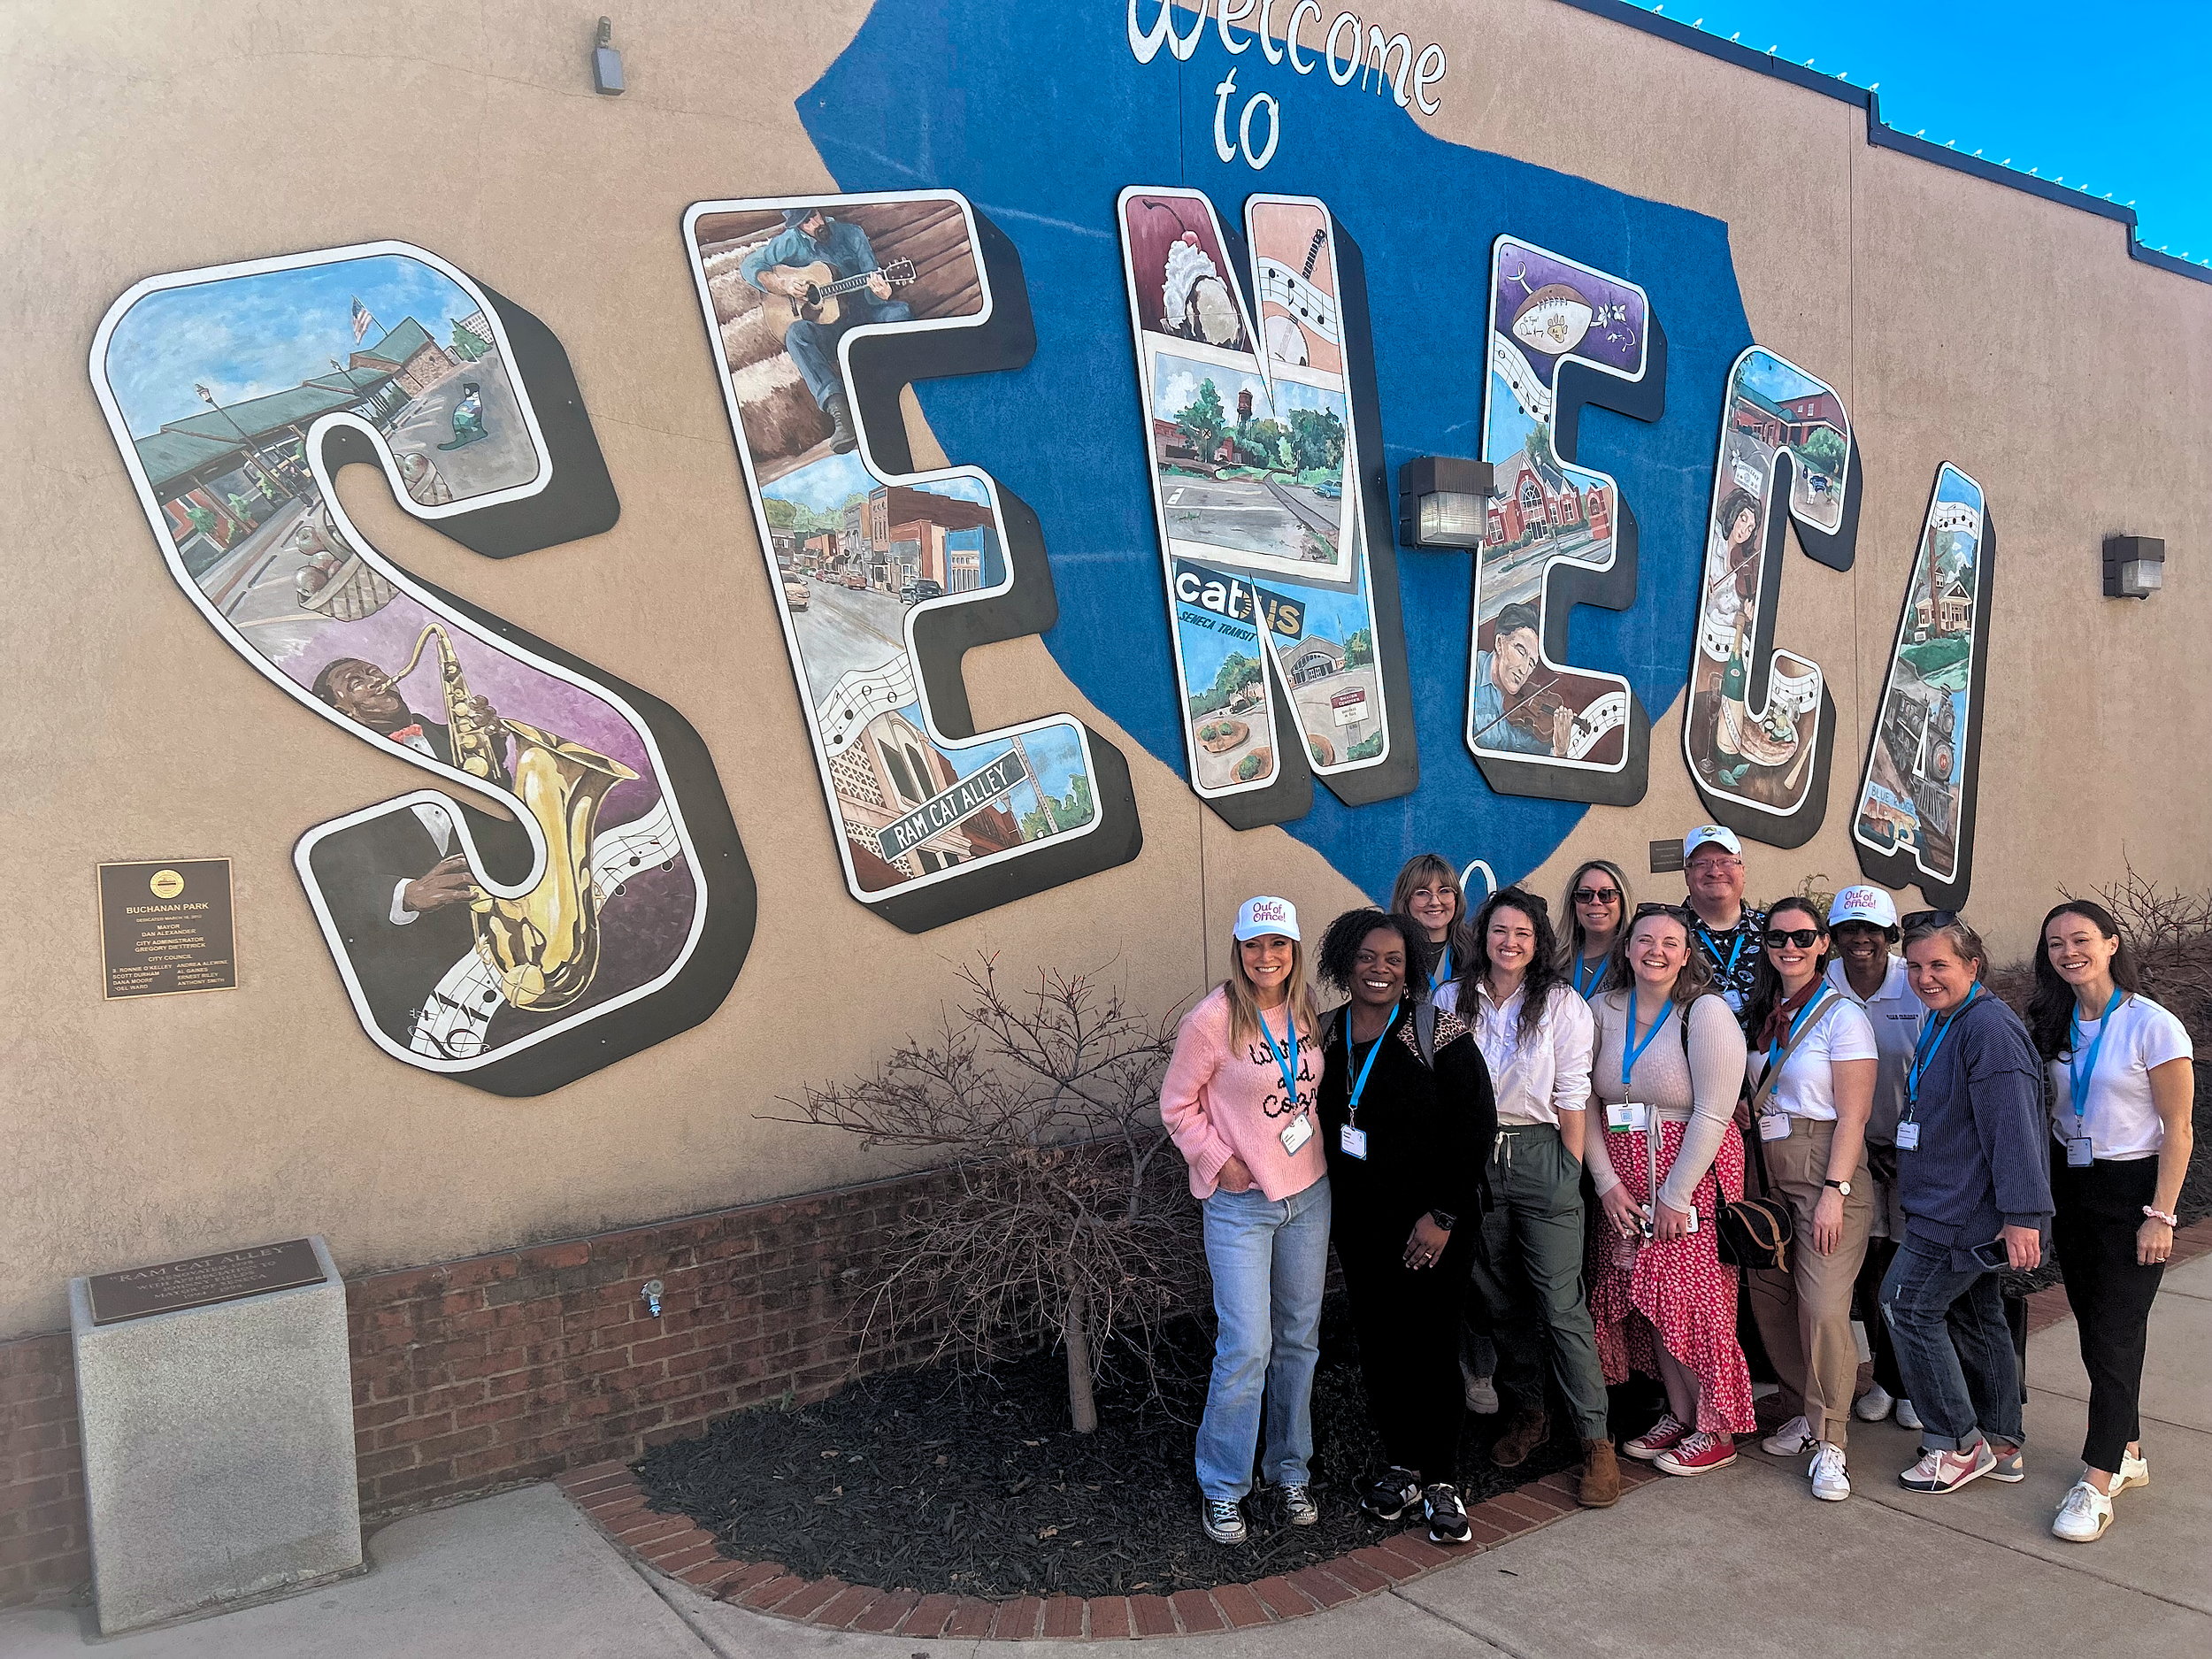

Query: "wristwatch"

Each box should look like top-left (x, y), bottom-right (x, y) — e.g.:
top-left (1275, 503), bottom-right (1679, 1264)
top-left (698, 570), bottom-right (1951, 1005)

top-left (1428, 1208), bottom-right (1457, 1231)
top-left (1823, 1179), bottom-right (1852, 1197)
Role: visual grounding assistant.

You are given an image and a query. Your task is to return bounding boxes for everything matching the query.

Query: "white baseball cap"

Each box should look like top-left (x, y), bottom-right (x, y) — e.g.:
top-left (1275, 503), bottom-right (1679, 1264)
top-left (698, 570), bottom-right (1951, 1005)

top-left (1233, 895), bottom-right (1300, 941)
top-left (1829, 885), bottom-right (1899, 929)
top-left (1683, 824), bottom-right (1742, 860)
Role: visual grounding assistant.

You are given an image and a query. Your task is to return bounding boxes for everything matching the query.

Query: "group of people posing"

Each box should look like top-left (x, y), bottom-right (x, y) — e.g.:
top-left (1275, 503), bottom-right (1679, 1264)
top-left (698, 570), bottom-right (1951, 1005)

top-left (1160, 826), bottom-right (2194, 1550)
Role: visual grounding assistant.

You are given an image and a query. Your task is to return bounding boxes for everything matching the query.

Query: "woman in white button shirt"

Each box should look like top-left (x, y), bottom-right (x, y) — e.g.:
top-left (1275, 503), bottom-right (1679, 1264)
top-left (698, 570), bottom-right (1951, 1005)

top-left (1740, 897), bottom-right (1879, 1502)
top-left (2028, 902), bottom-right (2195, 1543)
top-left (1439, 889), bottom-right (1617, 1509)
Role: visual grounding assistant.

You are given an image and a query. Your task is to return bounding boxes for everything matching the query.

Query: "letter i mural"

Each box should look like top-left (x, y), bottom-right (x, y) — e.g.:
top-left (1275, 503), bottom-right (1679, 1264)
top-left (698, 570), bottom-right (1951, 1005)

top-left (682, 191), bottom-right (1141, 932)
top-left (1117, 185), bottom-right (1417, 826)
top-left (1851, 465), bottom-right (1995, 908)
top-left (90, 243), bottom-right (755, 1096)
top-left (1467, 237), bottom-right (1664, 806)
top-left (1683, 347), bottom-right (1863, 846)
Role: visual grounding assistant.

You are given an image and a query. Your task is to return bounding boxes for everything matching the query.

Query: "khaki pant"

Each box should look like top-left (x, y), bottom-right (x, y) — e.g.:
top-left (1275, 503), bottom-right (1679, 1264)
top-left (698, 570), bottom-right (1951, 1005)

top-left (1747, 1117), bottom-right (1873, 1448)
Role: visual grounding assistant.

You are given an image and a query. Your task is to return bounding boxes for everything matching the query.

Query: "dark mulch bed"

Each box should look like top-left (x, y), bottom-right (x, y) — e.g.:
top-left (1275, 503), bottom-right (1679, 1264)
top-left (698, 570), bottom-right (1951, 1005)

top-left (634, 1301), bottom-right (1584, 1599)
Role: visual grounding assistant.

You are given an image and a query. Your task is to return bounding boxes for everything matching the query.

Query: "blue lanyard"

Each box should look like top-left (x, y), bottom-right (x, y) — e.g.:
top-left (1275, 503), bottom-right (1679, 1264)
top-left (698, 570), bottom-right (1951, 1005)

top-left (1763, 994), bottom-right (1827, 1081)
top-left (1345, 1008), bottom-right (1398, 1123)
top-left (1621, 992), bottom-right (1675, 1090)
top-left (1259, 1005), bottom-right (1302, 1106)
top-left (1697, 922), bottom-right (1747, 982)
top-left (1426, 947), bottom-right (1453, 996)
top-left (1572, 955), bottom-right (1604, 998)
top-left (1905, 984), bottom-right (1980, 1117)
top-left (2067, 989), bottom-right (2125, 1128)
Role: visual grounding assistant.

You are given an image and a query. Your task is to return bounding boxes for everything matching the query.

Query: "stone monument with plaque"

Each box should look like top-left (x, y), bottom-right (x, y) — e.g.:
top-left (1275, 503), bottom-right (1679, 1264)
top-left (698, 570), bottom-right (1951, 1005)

top-left (69, 1235), bottom-right (363, 1634)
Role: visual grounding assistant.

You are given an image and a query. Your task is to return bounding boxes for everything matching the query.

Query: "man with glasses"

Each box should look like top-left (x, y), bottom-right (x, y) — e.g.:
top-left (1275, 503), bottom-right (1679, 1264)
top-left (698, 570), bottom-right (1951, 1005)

top-left (1681, 824), bottom-right (1764, 1026)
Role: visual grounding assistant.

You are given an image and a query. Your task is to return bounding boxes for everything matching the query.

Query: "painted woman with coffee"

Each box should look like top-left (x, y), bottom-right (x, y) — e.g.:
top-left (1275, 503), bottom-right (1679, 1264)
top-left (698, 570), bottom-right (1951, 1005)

top-left (2028, 902), bottom-right (2194, 1543)
top-left (1315, 908), bottom-right (1495, 1546)
top-left (1582, 903), bottom-right (1756, 1477)
top-left (1160, 897), bottom-right (1329, 1547)
top-left (1558, 858), bottom-right (1632, 1001)
top-left (1740, 897), bottom-right (1878, 1502)
top-left (1390, 852), bottom-right (1470, 1002)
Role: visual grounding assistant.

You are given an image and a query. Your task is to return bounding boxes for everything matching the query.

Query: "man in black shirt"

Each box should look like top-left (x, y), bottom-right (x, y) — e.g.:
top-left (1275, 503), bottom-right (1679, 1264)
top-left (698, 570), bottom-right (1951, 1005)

top-left (1683, 823), bottom-right (1764, 1026)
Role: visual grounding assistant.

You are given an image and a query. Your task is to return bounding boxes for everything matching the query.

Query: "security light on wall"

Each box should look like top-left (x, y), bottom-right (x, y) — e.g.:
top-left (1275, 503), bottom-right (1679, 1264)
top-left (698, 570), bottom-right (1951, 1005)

top-left (592, 18), bottom-right (626, 95)
top-left (1398, 457), bottom-right (1494, 549)
top-left (2102, 535), bottom-right (2165, 599)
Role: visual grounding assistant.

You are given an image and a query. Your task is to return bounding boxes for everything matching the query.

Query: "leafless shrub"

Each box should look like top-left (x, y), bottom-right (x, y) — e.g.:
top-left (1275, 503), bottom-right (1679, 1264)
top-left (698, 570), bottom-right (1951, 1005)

top-left (1987, 864), bottom-right (2212, 1043)
top-left (763, 954), bottom-right (1202, 1432)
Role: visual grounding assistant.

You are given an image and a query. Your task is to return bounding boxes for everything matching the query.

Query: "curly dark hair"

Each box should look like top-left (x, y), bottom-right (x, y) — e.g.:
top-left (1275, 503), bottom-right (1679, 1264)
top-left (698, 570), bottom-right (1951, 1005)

top-left (2026, 900), bottom-right (2145, 1060)
top-left (1456, 887), bottom-right (1564, 1045)
top-left (1317, 907), bottom-right (1432, 999)
top-left (1742, 895), bottom-right (1832, 1038)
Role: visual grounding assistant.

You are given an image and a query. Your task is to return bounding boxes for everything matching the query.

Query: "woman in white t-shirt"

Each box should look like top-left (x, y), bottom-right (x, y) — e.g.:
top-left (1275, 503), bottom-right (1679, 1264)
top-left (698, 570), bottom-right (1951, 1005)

top-left (1740, 897), bottom-right (1879, 1502)
top-left (2029, 902), bottom-right (2195, 1544)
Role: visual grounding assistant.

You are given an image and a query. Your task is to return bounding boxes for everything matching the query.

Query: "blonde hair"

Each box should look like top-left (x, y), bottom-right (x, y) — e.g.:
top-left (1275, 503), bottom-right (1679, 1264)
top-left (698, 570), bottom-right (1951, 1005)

top-left (1224, 932), bottom-right (1320, 1048)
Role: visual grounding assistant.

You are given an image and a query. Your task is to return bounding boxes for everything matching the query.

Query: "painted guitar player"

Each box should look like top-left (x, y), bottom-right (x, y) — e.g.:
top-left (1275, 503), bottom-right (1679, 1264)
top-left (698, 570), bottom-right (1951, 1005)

top-left (741, 205), bottom-right (918, 455)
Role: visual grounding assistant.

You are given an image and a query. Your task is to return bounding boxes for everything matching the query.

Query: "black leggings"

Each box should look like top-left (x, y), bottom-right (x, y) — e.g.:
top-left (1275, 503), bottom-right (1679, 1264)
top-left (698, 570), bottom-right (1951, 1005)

top-left (1336, 1212), bottom-right (1471, 1486)
top-left (2052, 1151), bottom-right (2166, 1471)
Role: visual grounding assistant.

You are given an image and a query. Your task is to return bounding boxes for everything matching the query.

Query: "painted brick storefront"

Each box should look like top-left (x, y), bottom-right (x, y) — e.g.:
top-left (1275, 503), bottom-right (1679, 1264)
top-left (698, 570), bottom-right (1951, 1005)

top-left (0, 1168), bottom-right (950, 1607)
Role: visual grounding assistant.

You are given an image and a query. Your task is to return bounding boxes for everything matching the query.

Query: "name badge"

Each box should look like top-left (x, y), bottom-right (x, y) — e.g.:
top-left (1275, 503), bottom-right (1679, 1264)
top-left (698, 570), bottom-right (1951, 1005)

top-left (1339, 1125), bottom-right (1369, 1161)
top-left (1759, 1112), bottom-right (1792, 1142)
top-left (2065, 1135), bottom-right (2094, 1168)
top-left (1895, 1122), bottom-right (1921, 1150)
top-left (1279, 1113), bottom-right (1314, 1156)
top-left (1606, 1102), bottom-right (1648, 1133)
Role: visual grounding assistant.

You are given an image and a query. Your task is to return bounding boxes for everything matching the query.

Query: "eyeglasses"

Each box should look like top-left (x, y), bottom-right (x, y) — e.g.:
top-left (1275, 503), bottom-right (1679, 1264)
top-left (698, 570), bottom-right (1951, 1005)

top-left (1763, 927), bottom-right (1822, 949)
top-left (1901, 910), bottom-right (1961, 931)
top-left (1571, 887), bottom-right (1623, 905)
top-left (1632, 902), bottom-right (1693, 922)
top-left (1686, 856), bottom-right (1745, 871)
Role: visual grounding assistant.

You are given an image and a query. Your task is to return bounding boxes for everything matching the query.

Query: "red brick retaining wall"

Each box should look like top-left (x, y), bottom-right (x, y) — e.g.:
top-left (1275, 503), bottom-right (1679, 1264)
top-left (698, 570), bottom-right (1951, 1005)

top-left (0, 1167), bottom-right (950, 1608)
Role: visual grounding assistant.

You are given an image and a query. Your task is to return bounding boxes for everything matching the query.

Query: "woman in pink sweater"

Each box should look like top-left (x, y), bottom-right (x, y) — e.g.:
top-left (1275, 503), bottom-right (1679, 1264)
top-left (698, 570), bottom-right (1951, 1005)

top-left (1161, 896), bottom-right (1330, 1547)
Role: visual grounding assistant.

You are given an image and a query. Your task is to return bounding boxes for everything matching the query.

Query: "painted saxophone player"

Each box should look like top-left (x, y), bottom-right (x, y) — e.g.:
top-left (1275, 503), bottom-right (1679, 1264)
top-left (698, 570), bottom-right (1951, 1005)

top-left (91, 242), bottom-right (752, 1095)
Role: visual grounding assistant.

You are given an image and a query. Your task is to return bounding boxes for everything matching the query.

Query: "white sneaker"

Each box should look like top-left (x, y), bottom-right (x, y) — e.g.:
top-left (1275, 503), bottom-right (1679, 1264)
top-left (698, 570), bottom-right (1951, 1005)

top-left (2112, 1450), bottom-right (2151, 1494)
top-left (1459, 1358), bottom-right (1501, 1415)
top-left (1893, 1397), bottom-right (1923, 1432)
top-left (1761, 1415), bottom-right (1816, 1457)
top-left (2053, 1479), bottom-right (2114, 1543)
top-left (1809, 1442), bottom-right (1850, 1502)
top-left (1853, 1384), bottom-right (1894, 1423)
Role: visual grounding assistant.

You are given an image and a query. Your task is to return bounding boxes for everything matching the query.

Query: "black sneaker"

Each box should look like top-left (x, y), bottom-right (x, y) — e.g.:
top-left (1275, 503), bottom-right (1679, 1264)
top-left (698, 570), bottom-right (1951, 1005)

top-left (1279, 1482), bottom-right (1320, 1527)
top-left (1359, 1465), bottom-right (1423, 1522)
top-left (1423, 1483), bottom-right (1472, 1545)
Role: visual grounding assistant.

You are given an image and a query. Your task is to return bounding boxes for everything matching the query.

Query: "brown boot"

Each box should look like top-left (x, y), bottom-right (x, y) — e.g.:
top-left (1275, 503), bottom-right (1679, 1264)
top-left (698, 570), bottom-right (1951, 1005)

top-left (1578, 1438), bottom-right (1621, 1508)
top-left (1492, 1406), bottom-right (1548, 1468)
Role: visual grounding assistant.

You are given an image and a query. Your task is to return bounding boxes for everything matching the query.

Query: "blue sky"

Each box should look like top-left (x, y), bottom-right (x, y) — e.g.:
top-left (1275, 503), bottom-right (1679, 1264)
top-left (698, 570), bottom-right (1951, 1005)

top-left (765, 449), bottom-right (989, 512)
top-left (1618, 1), bottom-right (2212, 263)
top-left (105, 254), bottom-right (480, 436)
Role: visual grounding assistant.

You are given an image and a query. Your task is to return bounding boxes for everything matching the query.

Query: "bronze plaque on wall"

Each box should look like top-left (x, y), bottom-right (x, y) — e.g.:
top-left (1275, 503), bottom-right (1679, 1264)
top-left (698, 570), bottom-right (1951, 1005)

top-left (86, 1239), bottom-right (326, 1325)
top-left (98, 858), bottom-right (235, 999)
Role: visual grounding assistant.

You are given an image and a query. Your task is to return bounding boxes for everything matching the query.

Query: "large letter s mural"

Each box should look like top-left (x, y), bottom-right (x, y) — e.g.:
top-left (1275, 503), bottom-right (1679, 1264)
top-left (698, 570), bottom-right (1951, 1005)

top-left (683, 191), bottom-right (1141, 932)
top-left (92, 243), bottom-right (756, 1096)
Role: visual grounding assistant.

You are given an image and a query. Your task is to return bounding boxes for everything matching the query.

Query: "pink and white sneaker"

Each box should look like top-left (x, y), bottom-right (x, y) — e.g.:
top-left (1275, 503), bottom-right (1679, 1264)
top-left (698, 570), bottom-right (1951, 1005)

top-left (1623, 1412), bottom-right (1690, 1462)
top-left (1898, 1441), bottom-right (1996, 1494)
top-left (1655, 1431), bottom-right (1739, 1477)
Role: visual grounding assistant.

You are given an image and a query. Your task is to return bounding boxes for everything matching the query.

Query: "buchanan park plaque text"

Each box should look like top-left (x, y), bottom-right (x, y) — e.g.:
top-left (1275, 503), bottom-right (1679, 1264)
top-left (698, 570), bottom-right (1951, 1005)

top-left (85, 1239), bottom-right (327, 1325)
top-left (98, 858), bottom-right (236, 999)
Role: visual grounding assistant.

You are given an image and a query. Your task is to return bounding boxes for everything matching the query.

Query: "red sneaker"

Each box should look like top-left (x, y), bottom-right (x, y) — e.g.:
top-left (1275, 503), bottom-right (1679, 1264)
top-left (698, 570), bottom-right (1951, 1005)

top-left (1655, 1430), bottom-right (1739, 1477)
top-left (1624, 1412), bottom-right (1689, 1462)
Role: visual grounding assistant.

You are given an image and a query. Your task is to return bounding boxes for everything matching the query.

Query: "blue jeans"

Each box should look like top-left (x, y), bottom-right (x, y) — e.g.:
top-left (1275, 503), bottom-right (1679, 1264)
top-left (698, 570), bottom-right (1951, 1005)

top-left (782, 297), bottom-right (913, 409)
top-left (1194, 1178), bottom-right (1332, 1502)
top-left (1879, 1235), bottom-right (2025, 1453)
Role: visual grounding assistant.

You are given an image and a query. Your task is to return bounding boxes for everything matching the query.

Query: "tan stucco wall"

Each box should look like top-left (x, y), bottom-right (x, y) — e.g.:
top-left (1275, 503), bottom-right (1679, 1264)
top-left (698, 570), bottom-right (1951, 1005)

top-left (4, 0), bottom-right (2206, 1338)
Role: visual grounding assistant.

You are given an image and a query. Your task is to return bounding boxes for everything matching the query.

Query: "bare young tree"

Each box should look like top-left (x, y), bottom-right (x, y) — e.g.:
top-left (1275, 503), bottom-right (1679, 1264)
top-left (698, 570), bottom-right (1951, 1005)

top-left (764, 955), bottom-right (1202, 1433)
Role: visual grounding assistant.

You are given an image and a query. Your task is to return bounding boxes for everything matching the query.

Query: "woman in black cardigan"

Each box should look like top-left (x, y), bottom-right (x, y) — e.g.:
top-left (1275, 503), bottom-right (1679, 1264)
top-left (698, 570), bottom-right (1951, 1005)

top-left (1317, 908), bottom-right (1497, 1546)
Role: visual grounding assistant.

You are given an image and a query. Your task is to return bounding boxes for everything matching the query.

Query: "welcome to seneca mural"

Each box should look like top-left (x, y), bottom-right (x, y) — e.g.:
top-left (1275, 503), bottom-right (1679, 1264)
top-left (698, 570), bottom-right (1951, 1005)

top-left (89, 0), bottom-right (1997, 1091)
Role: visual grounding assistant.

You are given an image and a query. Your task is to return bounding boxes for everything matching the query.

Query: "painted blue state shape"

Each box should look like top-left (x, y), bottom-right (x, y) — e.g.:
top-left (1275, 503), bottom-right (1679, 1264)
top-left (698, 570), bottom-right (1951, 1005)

top-left (801, 0), bottom-right (1753, 902)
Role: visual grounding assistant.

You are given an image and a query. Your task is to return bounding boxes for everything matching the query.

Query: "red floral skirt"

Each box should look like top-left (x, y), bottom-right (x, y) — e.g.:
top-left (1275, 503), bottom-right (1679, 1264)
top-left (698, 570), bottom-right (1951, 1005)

top-left (1589, 1118), bottom-right (1756, 1435)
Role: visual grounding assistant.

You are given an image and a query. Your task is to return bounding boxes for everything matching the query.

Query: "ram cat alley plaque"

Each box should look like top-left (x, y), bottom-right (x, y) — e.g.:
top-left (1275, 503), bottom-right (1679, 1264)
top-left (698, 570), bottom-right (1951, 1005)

top-left (98, 857), bottom-right (236, 999)
top-left (85, 1238), bottom-right (327, 1325)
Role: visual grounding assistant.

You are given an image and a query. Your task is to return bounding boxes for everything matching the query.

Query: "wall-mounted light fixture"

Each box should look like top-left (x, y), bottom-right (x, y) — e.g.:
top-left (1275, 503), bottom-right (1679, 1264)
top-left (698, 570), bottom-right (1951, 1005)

top-left (592, 17), bottom-right (626, 96)
top-left (1397, 456), bottom-right (1494, 549)
top-left (2102, 535), bottom-right (2165, 599)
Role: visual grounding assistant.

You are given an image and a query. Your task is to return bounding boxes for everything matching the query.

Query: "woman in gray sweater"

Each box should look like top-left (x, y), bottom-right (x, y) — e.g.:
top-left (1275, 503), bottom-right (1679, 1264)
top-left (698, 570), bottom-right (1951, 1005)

top-left (1585, 904), bottom-right (1755, 1477)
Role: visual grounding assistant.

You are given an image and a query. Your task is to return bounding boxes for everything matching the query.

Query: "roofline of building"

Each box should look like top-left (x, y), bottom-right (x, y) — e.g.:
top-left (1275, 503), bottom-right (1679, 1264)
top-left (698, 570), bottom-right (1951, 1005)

top-left (1558, 0), bottom-right (2209, 288)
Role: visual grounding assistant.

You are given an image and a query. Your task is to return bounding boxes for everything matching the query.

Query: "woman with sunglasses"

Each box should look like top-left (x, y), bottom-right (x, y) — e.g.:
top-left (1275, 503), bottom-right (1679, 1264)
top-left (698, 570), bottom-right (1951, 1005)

top-left (1391, 853), bottom-right (1471, 1002)
top-left (1582, 903), bottom-right (1755, 1477)
top-left (2027, 902), bottom-right (2193, 1543)
top-left (1558, 859), bottom-right (1632, 1001)
top-left (1316, 908), bottom-right (1497, 1546)
top-left (1160, 897), bottom-right (1330, 1546)
top-left (1740, 898), bottom-right (1879, 1502)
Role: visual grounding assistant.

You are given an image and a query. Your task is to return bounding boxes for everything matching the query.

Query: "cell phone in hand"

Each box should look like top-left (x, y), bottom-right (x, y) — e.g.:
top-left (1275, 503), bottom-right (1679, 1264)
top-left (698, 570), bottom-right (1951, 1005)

top-left (1970, 1235), bottom-right (2011, 1271)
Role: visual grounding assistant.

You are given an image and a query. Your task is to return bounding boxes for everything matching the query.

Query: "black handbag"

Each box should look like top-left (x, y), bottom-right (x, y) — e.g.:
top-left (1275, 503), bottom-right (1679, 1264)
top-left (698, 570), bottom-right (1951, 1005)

top-left (1709, 992), bottom-right (1839, 1273)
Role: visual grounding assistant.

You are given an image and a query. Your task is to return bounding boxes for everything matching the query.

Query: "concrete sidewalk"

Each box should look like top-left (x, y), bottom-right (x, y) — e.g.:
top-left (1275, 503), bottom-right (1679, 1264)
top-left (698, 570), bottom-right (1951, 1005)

top-left (8, 1256), bottom-right (2206, 1656)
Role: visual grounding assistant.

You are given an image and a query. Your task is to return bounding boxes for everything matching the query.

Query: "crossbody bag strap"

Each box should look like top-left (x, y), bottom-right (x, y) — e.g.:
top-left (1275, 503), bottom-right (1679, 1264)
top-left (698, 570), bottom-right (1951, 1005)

top-left (1747, 989), bottom-right (1840, 1118)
